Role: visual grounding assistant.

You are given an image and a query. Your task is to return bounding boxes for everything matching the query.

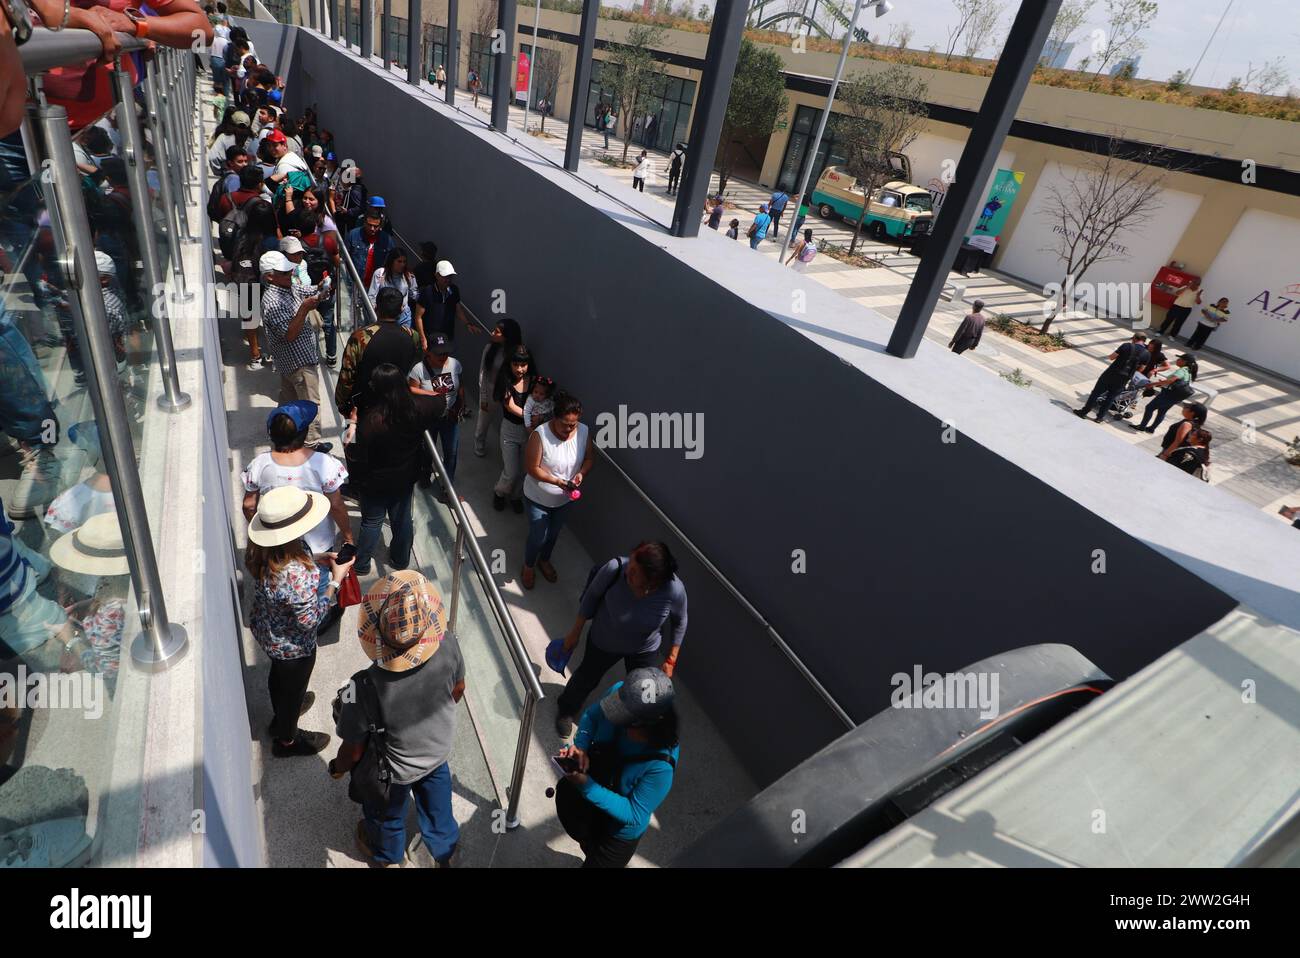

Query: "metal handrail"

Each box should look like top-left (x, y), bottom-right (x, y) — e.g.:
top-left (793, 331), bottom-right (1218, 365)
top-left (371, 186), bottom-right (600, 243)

top-left (389, 225), bottom-right (856, 731)
top-left (19, 28), bottom-right (148, 74)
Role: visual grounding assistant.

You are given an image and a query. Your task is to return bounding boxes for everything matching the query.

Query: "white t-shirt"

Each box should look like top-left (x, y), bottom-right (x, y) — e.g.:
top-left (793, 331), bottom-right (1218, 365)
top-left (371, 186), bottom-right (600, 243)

top-left (211, 35), bottom-right (230, 59)
top-left (408, 357), bottom-right (462, 398)
top-left (524, 421), bottom-right (589, 508)
top-left (241, 452), bottom-right (347, 555)
top-left (274, 151), bottom-right (310, 178)
top-left (523, 395), bottom-right (553, 431)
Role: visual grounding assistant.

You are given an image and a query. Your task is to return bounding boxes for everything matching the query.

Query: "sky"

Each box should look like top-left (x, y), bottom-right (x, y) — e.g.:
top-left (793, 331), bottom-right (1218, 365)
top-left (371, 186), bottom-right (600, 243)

top-left (605, 0), bottom-right (1297, 92)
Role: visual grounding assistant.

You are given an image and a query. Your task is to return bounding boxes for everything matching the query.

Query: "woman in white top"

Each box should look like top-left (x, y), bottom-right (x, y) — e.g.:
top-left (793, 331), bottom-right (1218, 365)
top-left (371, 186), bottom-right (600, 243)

top-left (367, 248), bottom-right (418, 328)
top-left (520, 393), bottom-right (594, 590)
top-left (632, 153), bottom-right (653, 192)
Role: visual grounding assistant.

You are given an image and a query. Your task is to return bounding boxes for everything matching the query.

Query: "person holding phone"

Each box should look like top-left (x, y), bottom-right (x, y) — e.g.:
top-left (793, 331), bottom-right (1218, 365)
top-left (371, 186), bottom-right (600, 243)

top-left (554, 669), bottom-right (680, 868)
top-left (520, 392), bottom-right (593, 588)
top-left (247, 487), bottom-right (355, 757)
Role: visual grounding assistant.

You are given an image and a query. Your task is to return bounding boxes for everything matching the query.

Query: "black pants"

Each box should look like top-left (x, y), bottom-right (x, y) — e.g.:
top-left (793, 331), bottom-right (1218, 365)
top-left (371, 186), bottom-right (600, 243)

top-left (555, 776), bottom-right (641, 868)
top-left (1159, 305), bottom-right (1192, 338)
top-left (268, 652), bottom-right (316, 742)
top-left (1187, 323), bottom-right (1215, 350)
top-left (556, 640), bottom-right (660, 718)
top-left (1138, 388), bottom-right (1186, 431)
top-left (667, 170), bottom-right (679, 193)
top-left (770, 208), bottom-right (783, 237)
top-left (632, 177), bottom-right (644, 192)
top-left (1080, 372), bottom-right (1128, 420)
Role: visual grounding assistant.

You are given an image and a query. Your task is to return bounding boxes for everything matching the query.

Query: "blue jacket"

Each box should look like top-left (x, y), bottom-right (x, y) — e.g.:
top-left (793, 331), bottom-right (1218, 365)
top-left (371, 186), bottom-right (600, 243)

top-left (344, 226), bottom-right (395, 287)
top-left (573, 682), bottom-right (679, 841)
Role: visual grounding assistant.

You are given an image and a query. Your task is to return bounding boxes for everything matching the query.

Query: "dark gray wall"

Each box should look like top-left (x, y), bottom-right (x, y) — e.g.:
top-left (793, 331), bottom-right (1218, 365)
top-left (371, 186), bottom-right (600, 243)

top-left (264, 28), bottom-right (1250, 785)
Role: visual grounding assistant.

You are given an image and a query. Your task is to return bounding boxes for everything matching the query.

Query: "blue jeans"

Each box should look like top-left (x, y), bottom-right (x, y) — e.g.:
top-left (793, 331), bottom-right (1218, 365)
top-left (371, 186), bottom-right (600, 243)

top-left (356, 488), bottom-right (414, 570)
top-left (431, 416), bottom-right (459, 484)
top-left (749, 235), bottom-right (764, 250)
top-left (524, 497), bottom-right (569, 568)
top-left (210, 55), bottom-right (230, 96)
top-left (362, 761), bottom-right (459, 865)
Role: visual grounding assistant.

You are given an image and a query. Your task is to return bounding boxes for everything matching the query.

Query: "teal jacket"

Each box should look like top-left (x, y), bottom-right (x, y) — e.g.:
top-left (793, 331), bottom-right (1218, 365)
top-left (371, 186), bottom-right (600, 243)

top-left (574, 682), bottom-right (680, 841)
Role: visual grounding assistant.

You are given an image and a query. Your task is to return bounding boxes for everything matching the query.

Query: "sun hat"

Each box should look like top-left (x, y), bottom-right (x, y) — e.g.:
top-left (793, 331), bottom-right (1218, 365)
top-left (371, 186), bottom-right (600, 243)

top-left (358, 570), bottom-right (448, 672)
top-left (259, 250), bottom-right (294, 274)
top-left (50, 512), bottom-right (131, 577)
top-left (247, 486), bottom-right (330, 547)
top-left (600, 668), bottom-right (675, 726)
top-left (93, 251), bottom-right (116, 277)
top-left (435, 260), bottom-right (456, 277)
top-left (278, 235), bottom-right (304, 255)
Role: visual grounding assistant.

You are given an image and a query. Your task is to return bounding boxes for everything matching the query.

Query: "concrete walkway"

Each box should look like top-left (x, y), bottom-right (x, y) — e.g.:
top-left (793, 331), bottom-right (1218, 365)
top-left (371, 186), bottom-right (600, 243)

top-left (440, 92), bottom-right (1300, 521)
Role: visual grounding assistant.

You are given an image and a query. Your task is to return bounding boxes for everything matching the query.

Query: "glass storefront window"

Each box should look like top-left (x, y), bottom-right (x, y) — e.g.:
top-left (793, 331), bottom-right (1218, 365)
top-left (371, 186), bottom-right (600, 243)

top-left (387, 15), bottom-right (409, 68)
top-left (585, 61), bottom-right (695, 153)
top-left (423, 24), bottom-right (448, 77)
top-left (778, 104), bottom-right (849, 196)
top-left (469, 34), bottom-right (495, 97)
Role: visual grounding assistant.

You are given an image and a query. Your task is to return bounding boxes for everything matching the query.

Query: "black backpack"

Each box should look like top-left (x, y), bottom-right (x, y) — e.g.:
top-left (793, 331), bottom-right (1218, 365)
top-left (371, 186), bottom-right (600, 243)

top-left (218, 195), bottom-right (261, 260)
top-left (302, 245), bottom-right (335, 307)
top-left (206, 175), bottom-right (231, 222)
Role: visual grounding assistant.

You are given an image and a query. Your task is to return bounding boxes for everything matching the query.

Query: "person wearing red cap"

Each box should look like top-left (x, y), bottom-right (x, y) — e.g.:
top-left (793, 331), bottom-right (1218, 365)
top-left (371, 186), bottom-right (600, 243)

top-left (267, 128), bottom-right (310, 190)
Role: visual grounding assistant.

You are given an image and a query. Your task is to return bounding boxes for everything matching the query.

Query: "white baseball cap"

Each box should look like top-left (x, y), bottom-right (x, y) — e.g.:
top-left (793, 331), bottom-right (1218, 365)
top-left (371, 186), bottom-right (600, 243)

top-left (93, 250), bottom-right (116, 276)
top-left (259, 250), bottom-right (294, 274)
top-left (278, 235), bottom-right (304, 255)
top-left (435, 260), bottom-right (456, 277)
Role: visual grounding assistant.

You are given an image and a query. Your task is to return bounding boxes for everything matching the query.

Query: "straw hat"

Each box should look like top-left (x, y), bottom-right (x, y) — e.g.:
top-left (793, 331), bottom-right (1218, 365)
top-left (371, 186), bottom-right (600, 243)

top-left (50, 512), bottom-right (130, 577)
top-left (248, 486), bottom-right (330, 547)
top-left (358, 570), bottom-right (447, 673)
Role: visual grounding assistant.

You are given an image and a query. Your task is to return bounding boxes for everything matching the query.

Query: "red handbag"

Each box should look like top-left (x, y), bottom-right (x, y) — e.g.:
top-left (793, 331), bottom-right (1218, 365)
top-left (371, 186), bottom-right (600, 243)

top-left (337, 569), bottom-right (363, 609)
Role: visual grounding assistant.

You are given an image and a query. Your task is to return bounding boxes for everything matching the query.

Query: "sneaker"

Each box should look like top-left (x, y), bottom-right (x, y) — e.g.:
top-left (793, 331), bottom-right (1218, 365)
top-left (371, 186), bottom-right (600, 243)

top-left (324, 353), bottom-right (337, 368)
top-left (0, 817), bottom-right (92, 868)
top-left (261, 355), bottom-right (274, 367)
top-left (1072, 409), bottom-right (1088, 418)
top-left (6, 445), bottom-right (59, 519)
top-left (246, 358), bottom-right (263, 372)
top-left (265, 692), bottom-right (317, 734)
top-left (555, 714), bottom-right (575, 738)
top-left (493, 494), bottom-right (505, 512)
top-left (271, 730), bottom-right (330, 757)
top-left (537, 560), bottom-right (557, 583)
top-left (511, 499), bottom-right (523, 515)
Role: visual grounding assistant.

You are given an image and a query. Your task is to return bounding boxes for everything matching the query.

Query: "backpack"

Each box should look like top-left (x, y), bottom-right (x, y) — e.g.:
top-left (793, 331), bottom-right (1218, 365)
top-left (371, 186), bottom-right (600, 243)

top-left (798, 242), bottom-right (817, 263)
top-left (207, 175), bottom-right (232, 222)
top-left (218, 193), bottom-right (254, 259)
top-left (302, 245), bottom-right (335, 307)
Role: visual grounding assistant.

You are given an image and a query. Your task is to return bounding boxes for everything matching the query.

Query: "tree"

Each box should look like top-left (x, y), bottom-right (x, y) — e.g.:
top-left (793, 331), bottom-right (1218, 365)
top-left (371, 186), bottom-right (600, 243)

top-left (1165, 68), bottom-right (1189, 91)
top-left (1041, 0), bottom-right (1087, 67)
top-left (1037, 137), bottom-right (1169, 333)
top-left (604, 24), bottom-right (670, 163)
top-left (1089, 0), bottom-right (1157, 84)
top-left (531, 47), bottom-right (564, 131)
top-left (1236, 57), bottom-right (1290, 96)
top-left (836, 64), bottom-right (930, 253)
top-left (717, 39), bottom-right (787, 193)
top-left (962, 0), bottom-right (1004, 59)
top-left (944, 0), bottom-right (999, 63)
top-left (888, 22), bottom-right (915, 51)
top-left (697, 3), bottom-right (710, 20)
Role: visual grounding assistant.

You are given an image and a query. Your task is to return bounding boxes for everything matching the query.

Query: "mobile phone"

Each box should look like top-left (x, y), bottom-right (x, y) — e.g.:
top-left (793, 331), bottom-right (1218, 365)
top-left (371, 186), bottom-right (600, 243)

top-left (551, 754), bottom-right (578, 776)
top-left (335, 543), bottom-right (357, 564)
top-left (319, 273), bottom-right (332, 292)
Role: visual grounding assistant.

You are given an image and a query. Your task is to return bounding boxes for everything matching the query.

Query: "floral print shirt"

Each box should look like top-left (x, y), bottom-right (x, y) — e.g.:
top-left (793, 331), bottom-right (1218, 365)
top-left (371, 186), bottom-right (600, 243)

top-left (250, 560), bottom-right (330, 661)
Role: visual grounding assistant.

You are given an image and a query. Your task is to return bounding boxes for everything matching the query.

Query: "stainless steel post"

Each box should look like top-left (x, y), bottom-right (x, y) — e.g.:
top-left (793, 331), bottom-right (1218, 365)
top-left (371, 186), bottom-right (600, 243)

top-left (143, 66), bottom-right (193, 302)
top-left (448, 523), bottom-right (464, 632)
top-left (113, 65), bottom-right (191, 413)
top-left (505, 690), bottom-right (536, 828)
top-left (37, 103), bottom-right (189, 669)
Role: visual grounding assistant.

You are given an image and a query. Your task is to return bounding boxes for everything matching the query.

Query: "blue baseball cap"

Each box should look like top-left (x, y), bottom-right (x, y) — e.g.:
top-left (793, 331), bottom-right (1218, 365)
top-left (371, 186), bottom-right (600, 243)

top-left (267, 400), bottom-right (318, 435)
top-left (545, 639), bottom-right (573, 676)
top-left (368, 196), bottom-right (386, 208)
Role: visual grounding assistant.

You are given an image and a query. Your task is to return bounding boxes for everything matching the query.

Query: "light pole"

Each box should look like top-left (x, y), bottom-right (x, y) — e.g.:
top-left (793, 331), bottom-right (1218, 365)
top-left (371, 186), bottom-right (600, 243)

top-left (522, 0), bottom-right (541, 131)
top-left (778, 0), bottom-right (893, 267)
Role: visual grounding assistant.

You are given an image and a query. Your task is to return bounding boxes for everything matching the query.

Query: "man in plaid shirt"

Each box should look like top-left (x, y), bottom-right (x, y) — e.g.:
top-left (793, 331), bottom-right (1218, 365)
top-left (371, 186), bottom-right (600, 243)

top-left (259, 251), bottom-right (328, 451)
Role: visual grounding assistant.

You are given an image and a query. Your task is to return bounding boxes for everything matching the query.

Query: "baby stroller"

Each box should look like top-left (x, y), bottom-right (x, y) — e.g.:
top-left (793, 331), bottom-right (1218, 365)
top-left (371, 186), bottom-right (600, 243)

top-left (1108, 371), bottom-right (1149, 420)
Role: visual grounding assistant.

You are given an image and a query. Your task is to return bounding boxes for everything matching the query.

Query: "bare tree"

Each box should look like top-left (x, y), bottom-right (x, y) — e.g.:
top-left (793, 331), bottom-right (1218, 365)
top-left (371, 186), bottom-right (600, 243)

top-left (1042, 0), bottom-right (1088, 66)
top-left (943, 0), bottom-right (984, 62)
top-left (1234, 57), bottom-right (1291, 96)
top-left (1090, 0), bottom-right (1158, 83)
top-left (962, 0), bottom-right (1005, 59)
top-left (1037, 138), bottom-right (1169, 333)
top-left (531, 47), bottom-right (564, 131)
top-left (888, 22), bottom-right (915, 51)
top-left (836, 64), bottom-right (930, 254)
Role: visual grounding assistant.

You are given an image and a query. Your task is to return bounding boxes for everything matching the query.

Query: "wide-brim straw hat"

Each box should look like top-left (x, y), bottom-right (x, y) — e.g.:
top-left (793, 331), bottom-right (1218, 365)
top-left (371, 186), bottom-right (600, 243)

top-left (248, 486), bottom-right (330, 547)
top-left (50, 511), bottom-right (131, 576)
top-left (358, 570), bottom-right (447, 673)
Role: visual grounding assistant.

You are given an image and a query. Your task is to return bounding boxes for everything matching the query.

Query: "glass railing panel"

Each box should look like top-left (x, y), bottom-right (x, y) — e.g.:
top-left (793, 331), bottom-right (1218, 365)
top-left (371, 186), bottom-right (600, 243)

top-left (0, 133), bottom-right (147, 867)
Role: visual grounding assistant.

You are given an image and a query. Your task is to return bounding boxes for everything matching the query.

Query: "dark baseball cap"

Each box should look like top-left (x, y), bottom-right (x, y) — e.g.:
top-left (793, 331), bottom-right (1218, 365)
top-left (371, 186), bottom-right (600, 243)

top-left (599, 669), bottom-right (675, 726)
top-left (428, 333), bottom-right (451, 354)
top-left (267, 400), bottom-right (318, 435)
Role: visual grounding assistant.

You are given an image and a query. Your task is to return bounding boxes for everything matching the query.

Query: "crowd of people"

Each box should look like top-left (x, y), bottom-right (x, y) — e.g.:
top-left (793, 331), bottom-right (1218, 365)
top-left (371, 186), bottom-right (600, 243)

top-left (205, 42), bottom-right (689, 868)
